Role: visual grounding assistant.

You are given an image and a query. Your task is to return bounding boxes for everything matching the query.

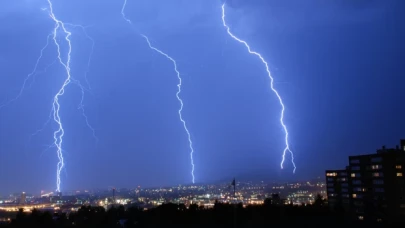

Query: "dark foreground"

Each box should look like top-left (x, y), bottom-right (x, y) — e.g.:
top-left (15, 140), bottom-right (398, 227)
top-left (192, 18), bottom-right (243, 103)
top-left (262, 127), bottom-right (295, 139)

top-left (0, 202), bottom-right (398, 227)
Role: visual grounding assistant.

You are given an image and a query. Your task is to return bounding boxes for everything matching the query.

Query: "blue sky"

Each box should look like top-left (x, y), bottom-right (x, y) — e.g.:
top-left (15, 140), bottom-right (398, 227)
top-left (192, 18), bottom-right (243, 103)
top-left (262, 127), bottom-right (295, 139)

top-left (0, 0), bottom-right (404, 194)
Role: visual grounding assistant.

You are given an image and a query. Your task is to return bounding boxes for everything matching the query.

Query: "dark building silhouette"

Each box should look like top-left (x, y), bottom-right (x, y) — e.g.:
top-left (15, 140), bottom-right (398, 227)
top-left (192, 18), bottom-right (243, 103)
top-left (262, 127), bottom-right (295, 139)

top-left (326, 139), bottom-right (405, 222)
top-left (325, 168), bottom-right (350, 211)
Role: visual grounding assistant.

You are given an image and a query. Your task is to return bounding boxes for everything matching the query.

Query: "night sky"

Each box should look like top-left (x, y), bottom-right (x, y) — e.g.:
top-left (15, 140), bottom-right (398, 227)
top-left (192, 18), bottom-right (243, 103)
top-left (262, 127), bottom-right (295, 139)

top-left (0, 0), bottom-right (404, 195)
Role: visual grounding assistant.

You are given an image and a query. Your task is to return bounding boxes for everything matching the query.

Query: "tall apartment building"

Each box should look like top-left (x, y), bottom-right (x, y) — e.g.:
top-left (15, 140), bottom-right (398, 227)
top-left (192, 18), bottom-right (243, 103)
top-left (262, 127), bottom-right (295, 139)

top-left (325, 139), bottom-right (405, 222)
top-left (325, 168), bottom-right (350, 210)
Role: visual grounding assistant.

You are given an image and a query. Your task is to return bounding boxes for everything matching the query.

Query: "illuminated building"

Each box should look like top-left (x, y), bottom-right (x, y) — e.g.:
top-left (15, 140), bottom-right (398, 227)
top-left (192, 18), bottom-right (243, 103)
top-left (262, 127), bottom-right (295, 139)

top-left (19, 192), bottom-right (26, 205)
top-left (325, 139), bottom-right (405, 222)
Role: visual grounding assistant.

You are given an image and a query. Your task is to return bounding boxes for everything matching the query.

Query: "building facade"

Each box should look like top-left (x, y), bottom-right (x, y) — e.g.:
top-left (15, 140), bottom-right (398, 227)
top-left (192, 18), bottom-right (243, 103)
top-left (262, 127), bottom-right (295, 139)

top-left (325, 168), bottom-right (350, 211)
top-left (325, 139), bottom-right (405, 222)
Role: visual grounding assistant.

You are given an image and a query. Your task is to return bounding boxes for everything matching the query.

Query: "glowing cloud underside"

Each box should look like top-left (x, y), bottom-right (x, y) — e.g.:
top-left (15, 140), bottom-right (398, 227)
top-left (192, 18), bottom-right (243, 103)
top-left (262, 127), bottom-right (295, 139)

top-left (221, 4), bottom-right (296, 173)
top-left (120, 0), bottom-right (196, 183)
top-left (142, 35), bottom-right (196, 184)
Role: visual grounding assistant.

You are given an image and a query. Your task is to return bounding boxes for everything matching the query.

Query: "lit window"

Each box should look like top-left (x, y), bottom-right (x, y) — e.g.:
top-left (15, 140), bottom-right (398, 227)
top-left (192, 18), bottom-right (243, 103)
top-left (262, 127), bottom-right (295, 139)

top-left (351, 173), bottom-right (361, 178)
top-left (326, 172), bottom-right (337, 177)
top-left (397, 173), bottom-right (403, 177)
top-left (396, 165), bottom-right (402, 169)
top-left (373, 172), bottom-right (383, 177)
top-left (352, 194), bottom-right (357, 198)
top-left (371, 165), bottom-right (382, 170)
top-left (358, 216), bottom-right (364, 220)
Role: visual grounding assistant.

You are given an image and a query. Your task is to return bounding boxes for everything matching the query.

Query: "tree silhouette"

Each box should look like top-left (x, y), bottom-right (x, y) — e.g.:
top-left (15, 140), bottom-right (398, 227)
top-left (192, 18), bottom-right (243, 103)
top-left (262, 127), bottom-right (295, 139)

top-left (5, 201), bottom-right (395, 227)
top-left (314, 194), bottom-right (324, 207)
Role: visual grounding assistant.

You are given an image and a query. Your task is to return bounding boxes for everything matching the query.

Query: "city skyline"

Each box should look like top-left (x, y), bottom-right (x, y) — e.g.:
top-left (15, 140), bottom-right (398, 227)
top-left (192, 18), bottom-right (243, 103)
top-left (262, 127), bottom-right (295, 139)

top-left (1, 0), bottom-right (405, 194)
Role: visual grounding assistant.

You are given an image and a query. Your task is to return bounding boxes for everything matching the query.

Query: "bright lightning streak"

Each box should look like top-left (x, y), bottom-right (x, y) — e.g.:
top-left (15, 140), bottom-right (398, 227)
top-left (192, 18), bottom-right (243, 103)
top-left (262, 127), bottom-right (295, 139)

top-left (47, 0), bottom-right (73, 192)
top-left (221, 4), bottom-right (296, 173)
top-left (65, 23), bottom-right (95, 90)
top-left (120, 0), bottom-right (196, 183)
top-left (142, 35), bottom-right (196, 184)
top-left (121, 0), bottom-right (132, 24)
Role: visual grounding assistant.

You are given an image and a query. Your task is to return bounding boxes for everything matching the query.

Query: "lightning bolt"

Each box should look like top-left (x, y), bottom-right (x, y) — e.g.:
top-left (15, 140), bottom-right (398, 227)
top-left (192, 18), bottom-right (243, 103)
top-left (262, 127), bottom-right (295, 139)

top-left (46, 0), bottom-right (72, 192)
top-left (121, 0), bottom-right (132, 25)
top-left (120, 0), bottom-right (196, 183)
top-left (221, 3), bottom-right (296, 173)
top-left (65, 23), bottom-right (95, 91)
top-left (142, 35), bottom-right (196, 184)
top-left (46, 0), bottom-right (97, 192)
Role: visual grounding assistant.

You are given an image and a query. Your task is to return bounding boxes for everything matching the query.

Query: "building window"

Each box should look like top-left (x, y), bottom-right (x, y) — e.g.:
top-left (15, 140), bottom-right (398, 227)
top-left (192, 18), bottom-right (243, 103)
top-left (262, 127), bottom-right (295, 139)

top-left (342, 188), bottom-right (348, 192)
top-left (327, 188), bottom-right (334, 192)
top-left (339, 172), bottom-right (347, 176)
top-left (339, 178), bottom-right (347, 182)
top-left (354, 201), bottom-right (364, 206)
top-left (327, 178), bottom-right (334, 181)
top-left (373, 179), bottom-right (384, 185)
top-left (397, 173), bottom-right (403, 177)
top-left (350, 159), bottom-right (360, 164)
top-left (326, 172), bottom-right (337, 177)
top-left (351, 173), bottom-right (361, 178)
top-left (371, 164), bottom-right (382, 170)
top-left (352, 194), bottom-right (357, 198)
top-left (342, 194), bottom-right (349, 198)
top-left (373, 172), bottom-right (383, 177)
top-left (327, 183), bottom-right (334, 187)
top-left (375, 188), bottom-right (384, 192)
top-left (352, 180), bottom-right (361, 185)
top-left (358, 216), bottom-right (364, 220)
top-left (351, 166), bottom-right (360, 170)
top-left (371, 157), bottom-right (382, 162)
top-left (396, 165), bottom-right (402, 169)
top-left (341, 183), bottom-right (348, 187)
